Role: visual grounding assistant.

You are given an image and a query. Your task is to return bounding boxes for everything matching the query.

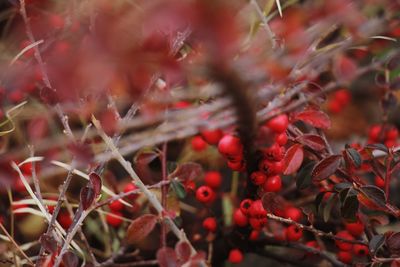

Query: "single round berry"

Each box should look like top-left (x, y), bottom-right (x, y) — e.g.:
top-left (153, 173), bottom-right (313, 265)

top-left (275, 133), bottom-right (288, 146)
top-left (202, 217), bottom-right (217, 232)
top-left (284, 207), bottom-right (303, 222)
top-left (334, 89), bottom-right (351, 106)
top-left (249, 230), bottom-right (260, 241)
top-left (386, 128), bottom-right (399, 140)
top-left (328, 100), bottom-right (342, 114)
top-left (285, 225), bottom-right (303, 241)
top-left (263, 143), bottom-right (285, 161)
top-left (228, 249), bottom-right (243, 264)
top-left (233, 209), bottom-right (248, 227)
top-left (374, 176), bottom-right (385, 188)
top-left (353, 244), bottom-right (369, 257)
top-left (266, 114), bottom-right (289, 134)
top-left (227, 160), bottom-right (245, 172)
top-left (368, 125), bottom-right (382, 141)
top-left (106, 212), bottom-right (123, 227)
top-left (335, 231), bottom-right (354, 251)
top-left (191, 136), bottom-right (208, 152)
top-left (269, 160), bottom-right (284, 175)
top-left (240, 199), bottom-right (253, 215)
top-left (109, 200), bottom-right (124, 212)
top-left (337, 251), bottom-right (352, 264)
top-left (195, 186), bottom-right (215, 203)
top-left (250, 171), bottom-right (267, 185)
top-left (204, 171), bottom-right (222, 189)
top-left (345, 221), bottom-right (364, 237)
top-left (218, 135), bottom-right (243, 156)
top-left (305, 240), bottom-right (320, 250)
top-left (201, 129), bottom-right (223, 145)
top-left (248, 200), bottom-right (267, 218)
top-left (58, 211), bottom-right (72, 230)
top-left (123, 183), bottom-right (139, 200)
top-left (263, 175), bottom-right (282, 192)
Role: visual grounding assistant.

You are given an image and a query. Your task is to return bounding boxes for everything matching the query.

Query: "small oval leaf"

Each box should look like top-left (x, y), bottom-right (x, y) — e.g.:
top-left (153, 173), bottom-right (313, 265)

top-left (89, 172), bottom-right (102, 196)
top-left (157, 247), bottom-right (178, 267)
top-left (175, 241), bottom-right (191, 263)
top-left (296, 134), bottom-right (326, 151)
top-left (295, 110), bottom-right (331, 129)
top-left (283, 144), bottom-right (304, 175)
top-left (311, 155), bottom-right (342, 181)
top-left (62, 251), bottom-right (79, 267)
top-left (125, 214), bottom-right (158, 244)
top-left (80, 186), bottom-right (95, 210)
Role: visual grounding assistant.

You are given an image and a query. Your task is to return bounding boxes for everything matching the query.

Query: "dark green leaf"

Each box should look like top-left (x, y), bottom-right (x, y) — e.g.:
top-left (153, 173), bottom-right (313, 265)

top-left (365, 144), bottom-right (388, 153)
top-left (296, 161), bottom-right (316, 190)
top-left (311, 155), bottom-right (342, 181)
top-left (333, 182), bottom-right (352, 192)
top-left (341, 193), bottom-right (359, 221)
top-left (323, 193), bottom-right (336, 222)
top-left (345, 148), bottom-right (362, 168)
top-left (359, 185), bottom-right (387, 209)
top-left (171, 180), bottom-right (187, 199)
top-left (369, 234), bottom-right (385, 255)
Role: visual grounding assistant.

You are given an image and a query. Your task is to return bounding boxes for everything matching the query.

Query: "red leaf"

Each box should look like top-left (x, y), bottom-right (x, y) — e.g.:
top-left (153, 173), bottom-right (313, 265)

top-left (169, 162), bottom-right (203, 181)
top-left (175, 241), bottom-right (192, 263)
top-left (157, 247), bottom-right (178, 267)
top-left (294, 110), bottom-right (331, 129)
top-left (295, 134), bottom-right (325, 151)
top-left (80, 186), bottom-right (95, 210)
top-left (125, 214), bottom-right (158, 244)
top-left (89, 172), bottom-right (102, 196)
top-left (62, 251), bottom-right (79, 267)
top-left (386, 232), bottom-right (400, 256)
top-left (334, 55), bottom-right (357, 81)
top-left (39, 233), bottom-right (57, 254)
top-left (311, 155), bottom-right (342, 181)
top-left (283, 144), bottom-right (304, 175)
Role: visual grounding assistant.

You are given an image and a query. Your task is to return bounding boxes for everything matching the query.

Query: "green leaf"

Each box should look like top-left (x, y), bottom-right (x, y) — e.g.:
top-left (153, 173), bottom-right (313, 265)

top-left (340, 191), bottom-right (359, 221)
top-left (171, 180), bottom-right (186, 199)
top-left (296, 161), bottom-right (316, 190)
top-left (346, 148), bottom-right (362, 168)
top-left (323, 193), bottom-right (336, 222)
top-left (369, 234), bottom-right (385, 255)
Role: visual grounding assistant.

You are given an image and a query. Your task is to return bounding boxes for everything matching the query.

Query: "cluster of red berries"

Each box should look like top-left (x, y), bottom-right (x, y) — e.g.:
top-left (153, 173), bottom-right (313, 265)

top-left (334, 220), bottom-right (368, 264)
top-left (196, 171), bottom-right (222, 205)
top-left (327, 89), bottom-right (351, 114)
top-left (106, 182), bottom-right (140, 227)
top-left (367, 124), bottom-right (398, 148)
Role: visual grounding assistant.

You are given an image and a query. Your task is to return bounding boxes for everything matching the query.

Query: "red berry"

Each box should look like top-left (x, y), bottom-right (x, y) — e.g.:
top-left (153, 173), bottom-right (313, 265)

top-left (174, 101), bottom-right (191, 109)
top-left (386, 128), bottom-right (399, 141)
top-left (305, 240), bottom-right (320, 250)
top-left (375, 176), bottom-right (385, 188)
top-left (191, 136), bottom-right (208, 152)
top-left (106, 212), bottom-right (123, 227)
top-left (345, 221), bottom-right (364, 237)
top-left (250, 171), bottom-right (267, 185)
top-left (228, 249), bottom-right (243, 264)
top-left (49, 14), bottom-right (65, 30)
top-left (249, 230), bottom-right (260, 241)
top-left (368, 125), bottom-right (382, 141)
top-left (233, 209), bottom-right (248, 227)
top-left (328, 100), bottom-right (342, 114)
top-left (385, 139), bottom-right (396, 148)
top-left (275, 133), bottom-right (288, 146)
top-left (353, 244), bottom-right (369, 257)
top-left (58, 211), bottom-right (72, 229)
top-left (240, 199), bottom-right (253, 215)
top-left (227, 160), bottom-right (245, 172)
top-left (285, 225), bottom-right (303, 241)
top-left (263, 143), bottom-right (285, 161)
top-left (195, 186), bottom-right (215, 203)
top-left (202, 217), bottom-right (217, 232)
top-left (218, 135), bottom-right (243, 156)
top-left (266, 114), bottom-right (289, 134)
top-left (109, 200), bottom-right (124, 212)
top-left (337, 251), bottom-right (352, 264)
top-left (185, 180), bottom-right (196, 192)
top-left (123, 183), bottom-right (139, 200)
top-left (263, 175), bottom-right (282, 192)
top-left (201, 129), bottom-right (223, 145)
top-left (204, 171), bottom-right (222, 189)
top-left (335, 89), bottom-right (351, 106)
top-left (248, 200), bottom-right (267, 218)
top-left (249, 218), bottom-right (264, 230)
top-left (284, 207), bottom-right (303, 222)
top-left (335, 231), bottom-right (354, 251)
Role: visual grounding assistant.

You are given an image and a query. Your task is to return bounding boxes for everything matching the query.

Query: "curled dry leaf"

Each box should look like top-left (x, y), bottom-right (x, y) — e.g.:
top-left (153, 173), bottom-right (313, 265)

top-left (125, 214), bottom-right (158, 244)
top-left (169, 162), bottom-right (203, 181)
top-left (80, 186), bottom-right (95, 210)
top-left (88, 172), bottom-right (102, 196)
